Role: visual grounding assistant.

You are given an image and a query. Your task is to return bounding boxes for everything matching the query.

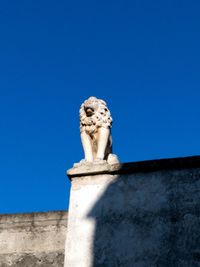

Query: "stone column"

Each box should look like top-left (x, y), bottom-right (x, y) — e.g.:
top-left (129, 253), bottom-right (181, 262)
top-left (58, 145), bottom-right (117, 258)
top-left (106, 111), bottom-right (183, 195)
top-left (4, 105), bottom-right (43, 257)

top-left (64, 163), bottom-right (119, 267)
top-left (64, 156), bottom-right (200, 267)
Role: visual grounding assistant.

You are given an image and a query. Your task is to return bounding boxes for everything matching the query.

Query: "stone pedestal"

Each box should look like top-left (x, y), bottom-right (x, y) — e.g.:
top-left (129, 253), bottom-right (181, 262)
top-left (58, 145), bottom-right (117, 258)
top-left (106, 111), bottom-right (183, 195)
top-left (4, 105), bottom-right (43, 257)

top-left (64, 156), bottom-right (200, 267)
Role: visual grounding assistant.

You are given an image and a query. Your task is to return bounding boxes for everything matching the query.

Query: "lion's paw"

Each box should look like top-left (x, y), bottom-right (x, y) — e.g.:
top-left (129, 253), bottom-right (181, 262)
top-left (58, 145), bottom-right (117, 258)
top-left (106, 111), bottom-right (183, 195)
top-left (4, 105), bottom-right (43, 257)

top-left (73, 159), bottom-right (88, 168)
top-left (107, 154), bottom-right (120, 164)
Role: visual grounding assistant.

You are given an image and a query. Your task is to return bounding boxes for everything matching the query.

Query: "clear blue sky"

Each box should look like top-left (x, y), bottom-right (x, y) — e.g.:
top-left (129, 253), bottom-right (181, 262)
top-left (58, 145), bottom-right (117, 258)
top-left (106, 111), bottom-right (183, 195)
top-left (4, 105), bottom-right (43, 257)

top-left (0, 0), bottom-right (200, 214)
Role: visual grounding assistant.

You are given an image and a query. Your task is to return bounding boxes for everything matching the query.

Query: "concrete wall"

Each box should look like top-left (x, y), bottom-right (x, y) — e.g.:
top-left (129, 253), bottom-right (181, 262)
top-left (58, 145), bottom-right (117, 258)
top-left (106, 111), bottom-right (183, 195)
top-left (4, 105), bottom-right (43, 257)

top-left (1, 156), bottom-right (200, 267)
top-left (0, 211), bottom-right (67, 267)
top-left (65, 156), bottom-right (200, 267)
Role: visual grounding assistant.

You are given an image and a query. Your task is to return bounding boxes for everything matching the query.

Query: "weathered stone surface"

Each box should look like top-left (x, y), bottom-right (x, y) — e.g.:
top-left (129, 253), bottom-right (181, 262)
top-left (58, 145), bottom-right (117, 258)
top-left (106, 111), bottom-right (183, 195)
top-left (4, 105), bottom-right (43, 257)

top-left (0, 252), bottom-right (64, 267)
top-left (0, 211), bottom-right (67, 267)
top-left (65, 156), bottom-right (200, 267)
top-left (78, 96), bottom-right (119, 165)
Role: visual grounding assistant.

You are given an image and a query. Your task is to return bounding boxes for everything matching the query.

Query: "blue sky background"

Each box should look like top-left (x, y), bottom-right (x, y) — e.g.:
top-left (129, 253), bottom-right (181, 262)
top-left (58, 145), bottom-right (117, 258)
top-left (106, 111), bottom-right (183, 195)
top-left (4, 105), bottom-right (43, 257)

top-left (0, 0), bottom-right (200, 213)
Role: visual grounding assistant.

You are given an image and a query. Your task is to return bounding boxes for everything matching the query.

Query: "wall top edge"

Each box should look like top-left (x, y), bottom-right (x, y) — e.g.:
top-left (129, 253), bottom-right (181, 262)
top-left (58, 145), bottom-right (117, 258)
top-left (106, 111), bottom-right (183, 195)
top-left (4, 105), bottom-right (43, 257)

top-left (67, 155), bottom-right (200, 179)
top-left (0, 210), bottom-right (67, 224)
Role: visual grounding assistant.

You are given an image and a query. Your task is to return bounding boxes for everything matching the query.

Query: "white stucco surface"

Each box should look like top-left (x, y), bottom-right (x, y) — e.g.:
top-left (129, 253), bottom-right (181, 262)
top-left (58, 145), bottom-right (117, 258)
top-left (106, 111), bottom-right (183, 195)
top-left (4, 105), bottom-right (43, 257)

top-left (64, 174), bottom-right (117, 267)
top-left (65, 157), bottom-right (200, 267)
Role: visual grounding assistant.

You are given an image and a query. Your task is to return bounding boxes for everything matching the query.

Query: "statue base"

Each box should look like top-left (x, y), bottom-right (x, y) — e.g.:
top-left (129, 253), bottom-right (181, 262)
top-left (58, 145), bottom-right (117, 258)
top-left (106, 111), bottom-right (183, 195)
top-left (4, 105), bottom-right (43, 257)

top-left (64, 156), bottom-right (200, 267)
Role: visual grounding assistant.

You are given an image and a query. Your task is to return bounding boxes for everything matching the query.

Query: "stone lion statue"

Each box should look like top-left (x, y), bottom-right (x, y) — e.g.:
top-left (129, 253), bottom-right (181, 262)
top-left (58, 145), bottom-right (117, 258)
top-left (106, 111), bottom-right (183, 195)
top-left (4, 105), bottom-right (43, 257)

top-left (79, 96), bottom-right (119, 164)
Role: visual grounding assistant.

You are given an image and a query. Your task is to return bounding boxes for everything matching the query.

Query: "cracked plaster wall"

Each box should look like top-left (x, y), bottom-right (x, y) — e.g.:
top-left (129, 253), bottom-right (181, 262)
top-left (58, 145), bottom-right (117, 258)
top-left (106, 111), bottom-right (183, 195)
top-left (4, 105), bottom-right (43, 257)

top-left (0, 211), bottom-right (67, 267)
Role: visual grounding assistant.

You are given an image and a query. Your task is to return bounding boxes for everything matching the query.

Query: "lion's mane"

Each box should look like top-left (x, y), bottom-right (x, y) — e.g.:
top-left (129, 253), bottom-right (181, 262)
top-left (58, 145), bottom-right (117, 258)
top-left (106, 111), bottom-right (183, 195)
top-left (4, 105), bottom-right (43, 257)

top-left (80, 97), bottom-right (112, 134)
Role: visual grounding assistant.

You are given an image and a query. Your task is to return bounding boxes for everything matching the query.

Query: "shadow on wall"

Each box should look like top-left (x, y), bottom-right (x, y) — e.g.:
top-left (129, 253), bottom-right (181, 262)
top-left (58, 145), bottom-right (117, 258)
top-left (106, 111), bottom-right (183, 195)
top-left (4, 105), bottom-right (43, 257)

top-left (87, 166), bottom-right (200, 267)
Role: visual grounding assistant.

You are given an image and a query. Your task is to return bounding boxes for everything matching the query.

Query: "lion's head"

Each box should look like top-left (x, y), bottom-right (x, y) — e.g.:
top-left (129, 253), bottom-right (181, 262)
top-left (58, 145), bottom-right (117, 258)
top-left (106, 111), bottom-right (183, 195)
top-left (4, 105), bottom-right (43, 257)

top-left (80, 96), bottom-right (112, 134)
